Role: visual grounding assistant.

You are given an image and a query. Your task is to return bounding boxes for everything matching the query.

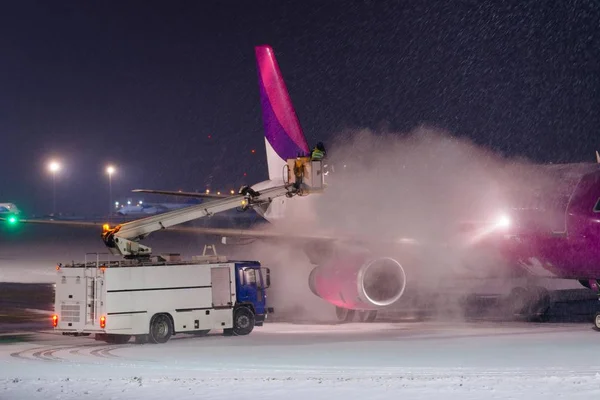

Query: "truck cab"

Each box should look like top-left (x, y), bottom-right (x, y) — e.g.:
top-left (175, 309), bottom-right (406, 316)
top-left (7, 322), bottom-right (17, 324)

top-left (235, 262), bottom-right (271, 326)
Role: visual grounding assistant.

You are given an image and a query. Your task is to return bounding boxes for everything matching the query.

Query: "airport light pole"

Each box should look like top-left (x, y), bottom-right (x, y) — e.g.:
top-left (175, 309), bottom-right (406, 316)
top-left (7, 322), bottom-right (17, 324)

top-left (106, 165), bottom-right (115, 219)
top-left (48, 161), bottom-right (61, 215)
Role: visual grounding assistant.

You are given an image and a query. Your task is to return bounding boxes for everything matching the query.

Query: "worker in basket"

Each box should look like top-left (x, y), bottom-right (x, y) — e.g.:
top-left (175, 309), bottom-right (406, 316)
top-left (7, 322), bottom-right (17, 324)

top-left (311, 142), bottom-right (326, 161)
top-left (293, 157), bottom-right (305, 189)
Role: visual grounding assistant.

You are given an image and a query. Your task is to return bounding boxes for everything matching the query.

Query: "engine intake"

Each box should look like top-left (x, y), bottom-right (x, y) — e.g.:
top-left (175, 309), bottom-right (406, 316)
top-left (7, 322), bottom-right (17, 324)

top-left (308, 254), bottom-right (406, 309)
top-left (359, 258), bottom-right (406, 306)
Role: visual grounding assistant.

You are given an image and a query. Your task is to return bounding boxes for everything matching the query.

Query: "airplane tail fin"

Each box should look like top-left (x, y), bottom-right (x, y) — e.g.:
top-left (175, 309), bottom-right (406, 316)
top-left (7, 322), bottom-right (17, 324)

top-left (255, 45), bottom-right (310, 181)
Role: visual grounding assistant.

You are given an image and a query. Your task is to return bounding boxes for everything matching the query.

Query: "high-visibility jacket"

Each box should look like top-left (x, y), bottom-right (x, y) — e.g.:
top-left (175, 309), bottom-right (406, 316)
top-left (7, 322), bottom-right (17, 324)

top-left (311, 148), bottom-right (324, 160)
top-left (294, 159), bottom-right (304, 177)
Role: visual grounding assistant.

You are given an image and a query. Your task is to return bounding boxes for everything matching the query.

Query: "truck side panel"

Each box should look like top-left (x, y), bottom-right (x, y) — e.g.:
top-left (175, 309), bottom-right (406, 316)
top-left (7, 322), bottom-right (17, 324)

top-left (211, 267), bottom-right (232, 308)
top-left (172, 308), bottom-right (233, 332)
top-left (103, 263), bottom-right (236, 335)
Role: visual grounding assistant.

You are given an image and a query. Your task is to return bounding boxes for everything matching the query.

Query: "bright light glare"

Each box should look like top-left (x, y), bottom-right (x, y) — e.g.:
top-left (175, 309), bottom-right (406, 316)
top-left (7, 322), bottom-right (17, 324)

top-left (48, 161), bottom-right (61, 173)
top-left (106, 165), bottom-right (115, 175)
top-left (496, 214), bottom-right (511, 228)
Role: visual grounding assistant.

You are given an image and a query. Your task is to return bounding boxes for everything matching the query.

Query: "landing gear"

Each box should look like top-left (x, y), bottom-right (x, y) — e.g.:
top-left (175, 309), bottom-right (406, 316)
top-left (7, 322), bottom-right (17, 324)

top-left (594, 312), bottom-right (600, 331)
top-left (335, 306), bottom-right (377, 323)
top-left (584, 280), bottom-right (600, 331)
top-left (357, 310), bottom-right (377, 322)
top-left (335, 306), bottom-right (355, 323)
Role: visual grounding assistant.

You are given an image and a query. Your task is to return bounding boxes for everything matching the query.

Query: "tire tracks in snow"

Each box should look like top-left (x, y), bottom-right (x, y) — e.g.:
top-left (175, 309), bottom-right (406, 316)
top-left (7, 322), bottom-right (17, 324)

top-left (10, 343), bottom-right (131, 363)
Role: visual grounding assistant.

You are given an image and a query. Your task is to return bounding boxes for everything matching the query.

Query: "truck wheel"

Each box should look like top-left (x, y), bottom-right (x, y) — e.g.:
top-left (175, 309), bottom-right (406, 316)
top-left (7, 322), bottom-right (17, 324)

top-left (233, 307), bottom-right (255, 336)
top-left (594, 312), bottom-right (600, 331)
top-left (105, 334), bottom-right (131, 344)
top-left (149, 314), bottom-right (173, 344)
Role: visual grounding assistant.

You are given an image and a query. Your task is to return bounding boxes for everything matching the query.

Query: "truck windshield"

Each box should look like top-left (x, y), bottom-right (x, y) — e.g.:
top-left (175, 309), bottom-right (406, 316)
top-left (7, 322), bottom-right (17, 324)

top-left (244, 268), bottom-right (266, 288)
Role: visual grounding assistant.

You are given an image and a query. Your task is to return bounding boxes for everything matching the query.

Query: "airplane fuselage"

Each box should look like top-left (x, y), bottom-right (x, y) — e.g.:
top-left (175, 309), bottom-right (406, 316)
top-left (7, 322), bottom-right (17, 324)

top-left (494, 164), bottom-right (600, 280)
top-left (258, 162), bottom-right (600, 284)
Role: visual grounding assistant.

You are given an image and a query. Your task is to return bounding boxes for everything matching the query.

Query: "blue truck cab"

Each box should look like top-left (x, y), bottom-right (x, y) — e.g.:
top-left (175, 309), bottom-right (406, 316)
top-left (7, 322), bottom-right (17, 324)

top-left (234, 261), bottom-right (272, 328)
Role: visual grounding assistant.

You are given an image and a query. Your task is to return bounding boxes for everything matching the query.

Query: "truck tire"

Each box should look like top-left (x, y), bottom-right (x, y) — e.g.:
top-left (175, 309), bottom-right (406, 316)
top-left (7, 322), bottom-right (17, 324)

top-left (149, 314), bottom-right (173, 344)
top-left (233, 307), bottom-right (255, 336)
top-left (105, 334), bottom-right (131, 344)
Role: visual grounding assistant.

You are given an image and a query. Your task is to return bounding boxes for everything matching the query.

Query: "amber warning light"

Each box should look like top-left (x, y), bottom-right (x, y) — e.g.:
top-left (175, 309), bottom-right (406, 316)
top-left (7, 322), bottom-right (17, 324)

top-left (100, 315), bottom-right (106, 329)
top-left (52, 314), bottom-right (58, 327)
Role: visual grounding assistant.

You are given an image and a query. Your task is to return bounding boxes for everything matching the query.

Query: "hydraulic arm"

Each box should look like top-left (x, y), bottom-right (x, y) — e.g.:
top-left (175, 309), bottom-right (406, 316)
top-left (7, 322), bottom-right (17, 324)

top-left (101, 184), bottom-right (297, 258)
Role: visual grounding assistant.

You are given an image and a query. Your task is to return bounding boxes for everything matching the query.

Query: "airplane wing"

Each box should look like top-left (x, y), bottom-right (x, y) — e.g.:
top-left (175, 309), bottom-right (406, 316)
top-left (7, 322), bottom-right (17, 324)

top-left (2, 215), bottom-right (419, 249)
top-left (3, 218), bottom-right (107, 228)
top-left (132, 189), bottom-right (227, 199)
top-left (4, 213), bottom-right (495, 244)
top-left (165, 225), bottom-right (422, 250)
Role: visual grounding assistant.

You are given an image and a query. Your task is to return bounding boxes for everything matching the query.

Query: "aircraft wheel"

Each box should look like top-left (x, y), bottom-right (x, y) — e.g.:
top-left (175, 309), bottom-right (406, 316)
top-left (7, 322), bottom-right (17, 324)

top-left (365, 310), bottom-right (377, 322)
top-left (335, 306), bottom-right (355, 323)
top-left (357, 310), bottom-right (377, 322)
top-left (594, 312), bottom-right (600, 331)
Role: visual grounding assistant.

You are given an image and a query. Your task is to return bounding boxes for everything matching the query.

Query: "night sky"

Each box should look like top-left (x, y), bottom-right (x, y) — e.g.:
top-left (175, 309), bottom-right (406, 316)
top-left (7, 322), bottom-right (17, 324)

top-left (1, 0), bottom-right (598, 216)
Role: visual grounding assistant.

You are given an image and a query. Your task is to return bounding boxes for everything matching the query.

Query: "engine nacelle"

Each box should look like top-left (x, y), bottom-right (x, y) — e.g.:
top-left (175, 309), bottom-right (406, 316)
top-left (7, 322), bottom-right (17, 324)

top-left (308, 253), bottom-right (407, 310)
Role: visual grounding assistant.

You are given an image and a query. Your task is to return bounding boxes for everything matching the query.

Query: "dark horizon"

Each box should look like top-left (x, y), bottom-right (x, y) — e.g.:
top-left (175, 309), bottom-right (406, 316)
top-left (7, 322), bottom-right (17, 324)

top-left (1, 0), bottom-right (598, 215)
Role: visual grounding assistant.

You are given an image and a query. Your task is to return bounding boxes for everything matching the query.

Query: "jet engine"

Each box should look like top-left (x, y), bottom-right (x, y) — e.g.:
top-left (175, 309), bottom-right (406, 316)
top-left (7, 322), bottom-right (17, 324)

top-left (308, 253), bottom-right (407, 310)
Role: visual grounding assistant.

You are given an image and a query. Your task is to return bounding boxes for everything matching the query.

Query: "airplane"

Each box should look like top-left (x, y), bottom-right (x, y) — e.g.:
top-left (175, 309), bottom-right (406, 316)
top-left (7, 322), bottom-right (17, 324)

top-left (8, 45), bottom-right (600, 325)
top-left (140, 44), bottom-right (600, 323)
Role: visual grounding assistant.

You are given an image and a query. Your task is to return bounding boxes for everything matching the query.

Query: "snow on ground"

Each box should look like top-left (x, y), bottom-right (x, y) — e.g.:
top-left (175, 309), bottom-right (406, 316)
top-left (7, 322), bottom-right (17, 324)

top-left (2, 321), bottom-right (600, 399)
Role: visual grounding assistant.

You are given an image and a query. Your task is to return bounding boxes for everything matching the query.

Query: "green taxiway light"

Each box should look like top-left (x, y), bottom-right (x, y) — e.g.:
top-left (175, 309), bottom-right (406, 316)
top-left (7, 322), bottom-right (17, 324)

top-left (7, 215), bottom-right (18, 225)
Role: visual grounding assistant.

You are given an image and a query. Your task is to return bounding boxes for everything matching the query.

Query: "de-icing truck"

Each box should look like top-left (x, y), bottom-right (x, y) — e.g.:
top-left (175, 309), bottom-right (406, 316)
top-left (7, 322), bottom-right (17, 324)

top-left (51, 159), bottom-right (325, 344)
top-left (53, 249), bottom-right (271, 344)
